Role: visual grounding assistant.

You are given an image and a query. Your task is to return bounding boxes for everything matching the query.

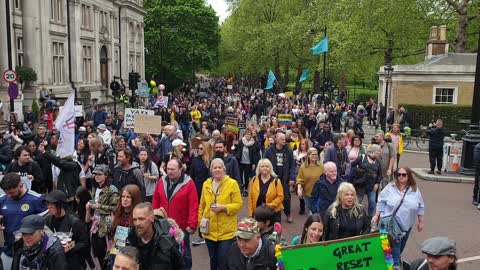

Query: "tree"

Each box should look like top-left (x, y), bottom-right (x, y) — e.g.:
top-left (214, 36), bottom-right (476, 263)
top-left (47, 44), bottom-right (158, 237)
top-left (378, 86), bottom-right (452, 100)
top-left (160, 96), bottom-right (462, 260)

top-left (144, 0), bottom-right (221, 89)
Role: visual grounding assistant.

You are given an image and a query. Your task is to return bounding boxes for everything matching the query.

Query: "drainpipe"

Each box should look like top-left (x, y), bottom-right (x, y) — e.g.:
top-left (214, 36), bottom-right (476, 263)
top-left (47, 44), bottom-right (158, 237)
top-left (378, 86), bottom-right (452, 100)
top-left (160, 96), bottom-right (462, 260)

top-left (66, 0), bottom-right (77, 103)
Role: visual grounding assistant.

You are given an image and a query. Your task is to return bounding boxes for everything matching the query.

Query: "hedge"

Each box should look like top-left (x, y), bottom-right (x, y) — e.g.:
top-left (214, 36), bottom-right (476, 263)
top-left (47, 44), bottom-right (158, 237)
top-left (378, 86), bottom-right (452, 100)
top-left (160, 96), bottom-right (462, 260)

top-left (399, 104), bottom-right (472, 132)
top-left (354, 93), bottom-right (377, 104)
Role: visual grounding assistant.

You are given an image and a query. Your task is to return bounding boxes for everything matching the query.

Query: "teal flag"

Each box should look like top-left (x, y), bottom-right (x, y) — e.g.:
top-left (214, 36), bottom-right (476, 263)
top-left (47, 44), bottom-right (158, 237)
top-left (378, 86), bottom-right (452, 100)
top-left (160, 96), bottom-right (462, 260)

top-left (265, 69), bottom-right (276, 90)
top-left (299, 68), bottom-right (310, 83)
top-left (311, 37), bottom-right (328, 55)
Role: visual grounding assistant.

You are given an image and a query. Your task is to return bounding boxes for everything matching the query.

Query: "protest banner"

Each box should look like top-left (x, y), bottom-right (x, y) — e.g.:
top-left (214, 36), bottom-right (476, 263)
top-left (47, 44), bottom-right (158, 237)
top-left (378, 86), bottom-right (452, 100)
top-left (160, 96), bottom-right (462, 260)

top-left (137, 81), bottom-right (150, 98)
top-left (59, 105), bottom-right (83, 117)
top-left (278, 114), bottom-right (293, 127)
top-left (238, 120), bottom-right (246, 130)
top-left (124, 108), bottom-right (154, 128)
top-left (279, 233), bottom-right (389, 270)
top-left (285, 91), bottom-right (294, 98)
top-left (134, 114), bottom-right (162, 135)
top-left (227, 84), bottom-right (233, 90)
top-left (225, 117), bottom-right (238, 127)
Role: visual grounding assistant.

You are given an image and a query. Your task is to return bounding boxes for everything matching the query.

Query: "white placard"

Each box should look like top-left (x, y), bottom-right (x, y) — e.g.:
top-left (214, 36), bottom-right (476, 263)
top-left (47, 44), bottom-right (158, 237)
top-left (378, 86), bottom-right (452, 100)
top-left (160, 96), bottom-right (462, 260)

top-left (124, 108), bottom-right (154, 128)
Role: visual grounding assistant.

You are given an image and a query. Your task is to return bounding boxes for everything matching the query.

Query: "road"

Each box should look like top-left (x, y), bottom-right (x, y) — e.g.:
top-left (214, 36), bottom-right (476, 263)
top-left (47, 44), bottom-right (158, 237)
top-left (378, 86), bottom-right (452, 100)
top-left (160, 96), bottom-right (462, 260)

top-left (191, 150), bottom-right (480, 270)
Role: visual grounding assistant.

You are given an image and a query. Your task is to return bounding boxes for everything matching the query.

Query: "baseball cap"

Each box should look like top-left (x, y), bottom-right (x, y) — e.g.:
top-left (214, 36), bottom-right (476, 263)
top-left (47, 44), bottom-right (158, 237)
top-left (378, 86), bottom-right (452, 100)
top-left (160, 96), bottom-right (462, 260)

top-left (45, 190), bottom-right (67, 203)
top-left (17, 215), bottom-right (45, 234)
top-left (421, 237), bottom-right (456, 256)
top-left (97, 124), bottom-right (107, 130)
top-left (78, 126), bottom-right (86, 132)
top-left (172, 139), bottom-right (187, 147)
top-left (93, 164), bottom-right (110, 175)
top-left (234, 217), bottom-right (260, 240)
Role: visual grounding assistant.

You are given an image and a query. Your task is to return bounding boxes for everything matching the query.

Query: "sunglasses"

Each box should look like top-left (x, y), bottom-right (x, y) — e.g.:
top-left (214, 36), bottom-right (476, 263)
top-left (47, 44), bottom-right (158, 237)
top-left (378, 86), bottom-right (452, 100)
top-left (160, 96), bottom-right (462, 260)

top-left (397, 173), bottom-right (408, 177)
top-left (198, 148), bottom-right (204, 150)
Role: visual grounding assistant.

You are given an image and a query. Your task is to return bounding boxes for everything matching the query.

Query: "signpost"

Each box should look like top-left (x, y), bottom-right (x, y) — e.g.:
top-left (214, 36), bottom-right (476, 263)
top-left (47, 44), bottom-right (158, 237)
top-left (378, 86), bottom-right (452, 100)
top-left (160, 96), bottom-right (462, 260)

top-left (8, 82), bottom-right (18, 99)
top-left (2, 69), bottom-right (17, 83)
top-left (280, 233), bottom-right (389, 270)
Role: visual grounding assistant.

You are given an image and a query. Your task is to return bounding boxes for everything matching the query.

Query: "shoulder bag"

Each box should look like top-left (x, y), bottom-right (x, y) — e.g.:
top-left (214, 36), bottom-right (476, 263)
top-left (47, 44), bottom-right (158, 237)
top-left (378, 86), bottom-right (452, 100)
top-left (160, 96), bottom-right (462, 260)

top-left (380, 186), bottom-right (409, 241)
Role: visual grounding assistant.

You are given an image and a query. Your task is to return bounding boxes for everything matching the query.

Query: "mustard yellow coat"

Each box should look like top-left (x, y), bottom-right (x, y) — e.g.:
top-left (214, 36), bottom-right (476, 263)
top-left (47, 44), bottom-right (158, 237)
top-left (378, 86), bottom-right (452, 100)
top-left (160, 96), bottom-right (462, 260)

top-left (198, 175), bottom-right (243, 241)
top-left (248, 176), bottom-right (284, 217)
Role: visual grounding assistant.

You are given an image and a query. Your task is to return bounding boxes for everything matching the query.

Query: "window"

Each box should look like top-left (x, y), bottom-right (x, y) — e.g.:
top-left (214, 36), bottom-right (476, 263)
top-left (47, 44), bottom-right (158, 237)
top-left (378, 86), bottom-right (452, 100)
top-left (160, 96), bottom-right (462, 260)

top-left (81, 4), bottom-right (91, 29)
top-left (129, 53), bottom-right (135, 71)
top-left (113, 16), bottom-right (119, 38)
top-left (52, 42), bottom-right (65, 84)
top-left (14, 0), bottom-right (20, 9)
top-left (16, 37), bottom-right (23, 66)
top-left (136, 53), bottom-right (141, 74)
top-left (433, 87), bottom-right (457, 104)
top-left (51, 0), bottom-right (63, 22)
top-left (100, 11), bottom-right (109, 33)
top-left (114, 49), bottom-right (120, 76)
top-left (83, 45), bottom-right (93, 82)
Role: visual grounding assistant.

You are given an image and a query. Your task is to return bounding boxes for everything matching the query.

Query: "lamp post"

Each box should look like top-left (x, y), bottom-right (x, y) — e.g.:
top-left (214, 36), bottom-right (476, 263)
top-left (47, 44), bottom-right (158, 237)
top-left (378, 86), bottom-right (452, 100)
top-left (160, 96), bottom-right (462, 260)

top-left (384, 64), bottom-right (394, 132)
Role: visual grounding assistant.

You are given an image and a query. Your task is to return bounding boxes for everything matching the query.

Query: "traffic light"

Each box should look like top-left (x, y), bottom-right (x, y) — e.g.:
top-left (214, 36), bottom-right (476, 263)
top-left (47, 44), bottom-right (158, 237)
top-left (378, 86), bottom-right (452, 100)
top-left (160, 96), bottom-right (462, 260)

top-left (110, 81), bottom-right (121, 97)
top-left (129, 72), bottom-right (139, 90)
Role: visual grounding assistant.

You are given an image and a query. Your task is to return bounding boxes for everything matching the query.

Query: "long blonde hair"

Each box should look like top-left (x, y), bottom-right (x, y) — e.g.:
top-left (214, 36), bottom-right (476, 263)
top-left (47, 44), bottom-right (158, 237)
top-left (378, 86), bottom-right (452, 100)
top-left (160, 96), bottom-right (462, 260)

top-left (329, 182), bottom-right (364, 218)
top-left (200, 141), bottom-right (213, 168)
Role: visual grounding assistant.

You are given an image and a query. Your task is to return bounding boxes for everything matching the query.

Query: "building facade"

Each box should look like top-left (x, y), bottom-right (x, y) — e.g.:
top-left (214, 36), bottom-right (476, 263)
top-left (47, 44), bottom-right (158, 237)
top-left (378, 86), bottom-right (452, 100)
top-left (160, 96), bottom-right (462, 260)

top-left (378, 25), bottom-right (475, 110)
top-left (0, 0), bottom-right (145, 119)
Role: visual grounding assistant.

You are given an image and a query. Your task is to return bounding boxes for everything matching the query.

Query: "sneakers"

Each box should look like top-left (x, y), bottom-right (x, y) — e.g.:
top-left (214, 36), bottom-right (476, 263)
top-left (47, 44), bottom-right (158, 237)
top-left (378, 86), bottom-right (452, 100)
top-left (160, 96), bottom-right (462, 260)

top-left (436, 171), bottom-right (442, 175)
top-left (192, 237), bottom-right (205, 245)
top-left (427, 171), bottom-right (435, 175)
top-left (473, 200), bottom-right (479, 206)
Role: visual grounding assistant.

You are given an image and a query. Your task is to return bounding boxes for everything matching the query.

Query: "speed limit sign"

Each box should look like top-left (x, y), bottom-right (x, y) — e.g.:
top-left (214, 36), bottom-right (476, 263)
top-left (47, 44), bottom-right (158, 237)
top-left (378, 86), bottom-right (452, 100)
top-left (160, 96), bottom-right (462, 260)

top-left (2, 69), bottom-right (17, 83)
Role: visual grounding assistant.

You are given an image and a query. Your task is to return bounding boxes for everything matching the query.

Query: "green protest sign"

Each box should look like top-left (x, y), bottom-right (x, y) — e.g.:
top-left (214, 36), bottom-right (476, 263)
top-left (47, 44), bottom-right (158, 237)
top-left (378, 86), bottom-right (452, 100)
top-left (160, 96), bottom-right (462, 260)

top-left (279, 233), bottom-right (389, 270)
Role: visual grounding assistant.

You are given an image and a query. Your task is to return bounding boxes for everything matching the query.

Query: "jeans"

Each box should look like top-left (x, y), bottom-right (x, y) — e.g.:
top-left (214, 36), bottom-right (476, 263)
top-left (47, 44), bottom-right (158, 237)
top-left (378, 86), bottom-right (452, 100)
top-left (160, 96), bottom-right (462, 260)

top-left (205, 238), bottom-right (235, 270)
top-left (357, 191), bottom-right (377, 217)
top-left (392, 229), bottom-right (411, 267)
top-left (183, 230), bottom-right (192, 269)
top-left (1, 253), bottom-right (12, 270)
top-left (303, 196), bottom-right (315, 215)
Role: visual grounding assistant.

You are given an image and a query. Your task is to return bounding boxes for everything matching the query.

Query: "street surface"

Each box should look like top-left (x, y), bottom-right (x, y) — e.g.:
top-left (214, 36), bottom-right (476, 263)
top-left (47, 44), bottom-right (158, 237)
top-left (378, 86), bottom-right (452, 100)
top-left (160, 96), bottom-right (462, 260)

top-left (191, 151), bottom-right (480, 270)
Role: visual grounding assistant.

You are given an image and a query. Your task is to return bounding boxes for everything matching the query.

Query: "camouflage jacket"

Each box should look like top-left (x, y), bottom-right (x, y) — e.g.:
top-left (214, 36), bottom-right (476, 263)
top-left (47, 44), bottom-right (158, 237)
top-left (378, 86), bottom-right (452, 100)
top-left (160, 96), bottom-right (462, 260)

top-left (90, 185), bottom-right (120, 238)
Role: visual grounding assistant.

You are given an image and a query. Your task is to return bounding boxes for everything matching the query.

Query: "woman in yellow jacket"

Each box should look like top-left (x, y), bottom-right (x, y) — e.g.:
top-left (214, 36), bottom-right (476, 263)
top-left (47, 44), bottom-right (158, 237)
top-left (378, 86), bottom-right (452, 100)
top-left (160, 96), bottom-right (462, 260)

top-left (248, 158), bottom-right (284, 223)
top-left (386, 123), bottom-right (404, 170)
top-left (198, 158), bottom-right (242, 270)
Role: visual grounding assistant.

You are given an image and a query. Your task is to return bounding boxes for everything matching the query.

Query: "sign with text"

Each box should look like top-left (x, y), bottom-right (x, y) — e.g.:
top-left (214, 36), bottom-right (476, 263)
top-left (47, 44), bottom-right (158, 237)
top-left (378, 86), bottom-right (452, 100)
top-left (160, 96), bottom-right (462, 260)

top-left (124, 108), bottom-right (154, 128)
top-left (281, 233), bottom-right (388, 270)
top-left (278, 114), bottom-right (293, 127)
top-left (137, 81), bottom-right (150, 98)
top-left (134, 114), bottom-right (162, 135)
top-left (59, 105), bottom-right (83, 117)
top-left (224, 117), bottom-right (238, 127)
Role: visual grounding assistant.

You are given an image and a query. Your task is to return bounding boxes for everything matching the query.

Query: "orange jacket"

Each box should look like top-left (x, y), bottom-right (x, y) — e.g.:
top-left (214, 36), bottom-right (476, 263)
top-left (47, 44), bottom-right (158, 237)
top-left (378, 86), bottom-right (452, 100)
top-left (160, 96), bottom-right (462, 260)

top-left (248, 176), bottom-right (284, 217)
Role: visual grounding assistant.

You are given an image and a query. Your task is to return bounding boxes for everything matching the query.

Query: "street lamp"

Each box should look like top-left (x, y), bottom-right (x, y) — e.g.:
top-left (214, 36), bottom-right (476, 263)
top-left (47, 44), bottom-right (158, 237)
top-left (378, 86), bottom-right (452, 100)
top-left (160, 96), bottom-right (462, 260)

top-left (384, 64), bottom-right (394, 132)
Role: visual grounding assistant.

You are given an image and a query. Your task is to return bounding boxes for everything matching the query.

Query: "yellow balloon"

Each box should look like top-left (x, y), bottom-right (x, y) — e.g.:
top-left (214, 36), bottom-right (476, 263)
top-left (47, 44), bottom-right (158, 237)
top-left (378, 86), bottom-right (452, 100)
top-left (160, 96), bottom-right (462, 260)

top-left (150, 80), bottom-right (157, 88)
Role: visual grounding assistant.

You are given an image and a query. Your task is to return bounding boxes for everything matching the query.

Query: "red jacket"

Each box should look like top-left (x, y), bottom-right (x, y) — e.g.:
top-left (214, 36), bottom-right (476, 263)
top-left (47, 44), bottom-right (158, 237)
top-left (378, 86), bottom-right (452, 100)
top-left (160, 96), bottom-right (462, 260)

top-left (152, 174), bottom-right (199, 230)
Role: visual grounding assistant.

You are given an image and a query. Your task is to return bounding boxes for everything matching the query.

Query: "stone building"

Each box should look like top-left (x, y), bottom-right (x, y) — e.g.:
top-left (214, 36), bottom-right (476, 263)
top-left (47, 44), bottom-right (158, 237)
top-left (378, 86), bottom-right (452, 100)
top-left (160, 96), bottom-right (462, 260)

top-left (378, 25), bottom-right (475, 109)
top-left (0, 0), bottom-right (146, 120)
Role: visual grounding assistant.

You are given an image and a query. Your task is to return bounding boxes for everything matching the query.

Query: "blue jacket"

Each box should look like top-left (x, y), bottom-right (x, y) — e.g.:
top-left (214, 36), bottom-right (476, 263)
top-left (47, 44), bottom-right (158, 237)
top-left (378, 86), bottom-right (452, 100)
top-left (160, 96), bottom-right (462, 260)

top-left (156, 135), bottom-right (178, 164)
top-left (93, 110), bottom-right (107, 127)
top-left (323, 144), bottom-right (349, 176)
top-left (264, 145), bottom-right (296, 182)
top-left (310, 175), bottom-right (344, 217)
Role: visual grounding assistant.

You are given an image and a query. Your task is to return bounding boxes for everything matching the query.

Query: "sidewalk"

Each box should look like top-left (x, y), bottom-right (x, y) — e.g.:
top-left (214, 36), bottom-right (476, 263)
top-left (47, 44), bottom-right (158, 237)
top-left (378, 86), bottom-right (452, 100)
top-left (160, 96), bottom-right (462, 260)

top-left (411, 168), bottom-right (474, 184)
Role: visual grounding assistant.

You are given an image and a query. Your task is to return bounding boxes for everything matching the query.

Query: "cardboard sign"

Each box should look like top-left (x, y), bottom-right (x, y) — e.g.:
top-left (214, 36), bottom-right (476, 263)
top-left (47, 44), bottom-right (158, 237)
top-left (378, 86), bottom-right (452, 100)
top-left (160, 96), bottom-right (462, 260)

top-left (278, 114), bottom-right (293, 127)
top-left (134, 114), bottom-right (162, 135)
top-left (281, 233), bottom-right (388, 270)
top-left (238, 120), bottom-right (246, 130)
top-left (137, 81), bottom-right (150, 98)
top-left (225, 117), bottom-right (238, 127)
top-left (124, 108), bottom-right (154, 128)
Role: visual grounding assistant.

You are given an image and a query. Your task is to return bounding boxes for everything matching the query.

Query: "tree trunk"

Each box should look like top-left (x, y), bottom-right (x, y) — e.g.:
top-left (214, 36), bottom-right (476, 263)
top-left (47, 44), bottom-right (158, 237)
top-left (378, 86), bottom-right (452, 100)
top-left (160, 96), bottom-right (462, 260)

top-left (313, 70), bottom-right (321, 94)
top-left (456, 9), bottom-right (468, 52)
top-left (294, 63), bottom-right (303, 93)
top-left (283, 61), bottom-right (289, 89)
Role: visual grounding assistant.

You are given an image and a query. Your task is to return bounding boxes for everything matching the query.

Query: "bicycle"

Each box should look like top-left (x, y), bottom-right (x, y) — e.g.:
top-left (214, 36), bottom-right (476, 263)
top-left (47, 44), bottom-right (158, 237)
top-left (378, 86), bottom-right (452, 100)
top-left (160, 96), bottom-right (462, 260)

top-left (402, 126), bottom-right (429, 151)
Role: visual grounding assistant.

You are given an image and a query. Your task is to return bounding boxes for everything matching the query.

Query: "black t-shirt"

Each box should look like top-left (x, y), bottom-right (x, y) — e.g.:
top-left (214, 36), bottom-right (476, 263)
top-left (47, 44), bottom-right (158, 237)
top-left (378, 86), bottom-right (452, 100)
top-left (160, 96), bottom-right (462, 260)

top-left (138, 237), bottom-right (154, 266)
top-left (256, 178), bottom-right (273, 207)
top-left (338, 208), bottom-right (359, 239)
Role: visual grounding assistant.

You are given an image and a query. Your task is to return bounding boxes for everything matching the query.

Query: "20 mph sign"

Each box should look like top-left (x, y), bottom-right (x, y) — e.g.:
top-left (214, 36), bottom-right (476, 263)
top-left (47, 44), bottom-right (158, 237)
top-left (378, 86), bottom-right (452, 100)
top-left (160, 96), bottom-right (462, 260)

top-left (2, 69), bottom-right (17, 83)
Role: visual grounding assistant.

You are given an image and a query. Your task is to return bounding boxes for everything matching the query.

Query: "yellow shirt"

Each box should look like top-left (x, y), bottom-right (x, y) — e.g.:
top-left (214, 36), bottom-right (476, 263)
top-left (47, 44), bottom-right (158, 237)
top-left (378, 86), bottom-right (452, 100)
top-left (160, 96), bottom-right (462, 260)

top-left (190, 110), bottom-right (202, 124)
top-left (296, 163), bottom-right (325, 196)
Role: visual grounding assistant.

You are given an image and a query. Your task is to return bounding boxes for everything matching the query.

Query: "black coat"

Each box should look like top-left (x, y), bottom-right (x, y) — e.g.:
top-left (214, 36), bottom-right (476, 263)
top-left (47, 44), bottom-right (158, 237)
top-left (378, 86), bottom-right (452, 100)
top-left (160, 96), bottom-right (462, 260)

top-left (427, 127), bottom-right (446, 151)
top-left (224, 237), bottom-right (277, 270)
top-left (43, 151), bottom-right (82, 199)
top-left (323, 205), bottom-right (370, 241)
top-left (234, 140), bottom-right (260, 166)
top-left (12, 234), bottom-right (68, 270)
top-left (0, 143), bottom-right (12, 171)
top-left (45, 214), bottom-right (89, 270)
top-left (6, 160), bottom-right (44, 193)
top-left (127, 218), bottom-right (185, 270)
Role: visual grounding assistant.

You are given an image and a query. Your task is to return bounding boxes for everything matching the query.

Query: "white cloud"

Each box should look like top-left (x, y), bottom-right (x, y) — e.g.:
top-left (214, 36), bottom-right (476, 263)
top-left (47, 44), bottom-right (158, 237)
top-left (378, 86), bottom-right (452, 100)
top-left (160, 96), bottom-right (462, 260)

top-left (207, 0), bottom-right (230, 22)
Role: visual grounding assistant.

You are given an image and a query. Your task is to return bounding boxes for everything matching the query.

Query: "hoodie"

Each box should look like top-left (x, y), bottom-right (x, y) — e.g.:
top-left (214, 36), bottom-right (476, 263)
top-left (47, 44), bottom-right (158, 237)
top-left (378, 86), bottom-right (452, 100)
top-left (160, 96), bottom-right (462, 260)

top-left (112, 162), bottom-right (146, 199)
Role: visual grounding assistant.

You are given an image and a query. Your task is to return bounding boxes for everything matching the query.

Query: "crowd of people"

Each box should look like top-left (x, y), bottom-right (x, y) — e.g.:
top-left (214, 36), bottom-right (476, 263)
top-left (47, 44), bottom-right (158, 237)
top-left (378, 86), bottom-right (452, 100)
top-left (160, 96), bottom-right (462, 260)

top-left (0, 78), bottom-right (463, 270)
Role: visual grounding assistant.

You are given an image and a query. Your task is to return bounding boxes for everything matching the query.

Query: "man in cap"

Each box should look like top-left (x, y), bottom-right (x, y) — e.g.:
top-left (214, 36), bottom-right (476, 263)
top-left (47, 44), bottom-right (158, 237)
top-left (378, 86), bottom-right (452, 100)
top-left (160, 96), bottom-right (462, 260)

top-left (97, 124), bottom-right (112, 145)
top-left (0, 173), bottom-right (47, 270)
top-left (11, 214), bottom-right (68, 269)
top-left (223, 217), bottom-right (277, 270)
top-left (44, 190), bottom-right (89, 270)
top-left (409, 237), bottom-right (457, 270)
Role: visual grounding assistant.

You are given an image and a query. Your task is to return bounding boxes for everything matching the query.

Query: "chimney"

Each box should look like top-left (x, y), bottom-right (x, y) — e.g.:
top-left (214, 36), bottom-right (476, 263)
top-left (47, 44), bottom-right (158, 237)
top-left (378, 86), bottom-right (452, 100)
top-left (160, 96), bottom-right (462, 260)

top-left (426, 25), bottom-right (449, 60)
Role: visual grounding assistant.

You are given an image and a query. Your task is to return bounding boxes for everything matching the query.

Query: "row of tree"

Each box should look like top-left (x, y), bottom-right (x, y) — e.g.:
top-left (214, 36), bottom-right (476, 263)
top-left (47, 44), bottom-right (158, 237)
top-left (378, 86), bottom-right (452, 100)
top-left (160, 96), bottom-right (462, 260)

top-left (216, 0), bottom-right (480, 93)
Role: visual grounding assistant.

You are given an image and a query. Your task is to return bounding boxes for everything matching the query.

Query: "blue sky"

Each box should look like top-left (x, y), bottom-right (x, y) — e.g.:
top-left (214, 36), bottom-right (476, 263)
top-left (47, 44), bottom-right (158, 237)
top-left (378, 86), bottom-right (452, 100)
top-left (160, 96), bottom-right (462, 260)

top-left (206, 0), bottom-right (230, 22)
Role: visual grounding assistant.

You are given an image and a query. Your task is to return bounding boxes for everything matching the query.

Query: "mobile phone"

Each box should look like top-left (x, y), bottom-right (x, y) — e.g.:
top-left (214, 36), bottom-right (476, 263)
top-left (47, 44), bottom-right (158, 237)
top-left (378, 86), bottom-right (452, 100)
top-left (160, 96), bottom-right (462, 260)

top-left (210, 203), bottom-right (217, 209)
top-left (0, 215), bottom-right (3, 226)
top-left (89, 200), bottom-right (96, 204)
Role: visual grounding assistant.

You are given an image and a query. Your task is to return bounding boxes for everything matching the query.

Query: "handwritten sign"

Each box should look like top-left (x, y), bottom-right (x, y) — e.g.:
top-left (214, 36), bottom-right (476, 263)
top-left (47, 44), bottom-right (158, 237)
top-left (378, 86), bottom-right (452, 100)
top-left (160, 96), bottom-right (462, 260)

top-left (134, 114), bottom-right (162, 135)
top-left (124, 108), bottom-right (154, 128)
top-left (225, 117), bottom-right (238, 127)
top-left (137, 81), bottom-right (150, 98)
top-left (281, 233), bottom-right (388, 270)
top-left (278, 114), bottom-right (293, 127)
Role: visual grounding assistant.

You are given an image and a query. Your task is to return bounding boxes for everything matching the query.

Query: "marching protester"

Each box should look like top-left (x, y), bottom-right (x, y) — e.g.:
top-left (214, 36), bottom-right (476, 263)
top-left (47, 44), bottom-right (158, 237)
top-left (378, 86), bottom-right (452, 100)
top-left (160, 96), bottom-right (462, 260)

top-left (213, 139), bottom-right (241, 185)
top-left (373, 130), bottom-right (396, 188)
top-left (113, 246), bottom-right (141, 270)
top-left (310, 162), bottom-right (344, 217)
top-left (137, 147), bottom-right (159, 202)
top-left (5, 146), bottom-right (44, 193)
top-left (409, 237), bottom-right (457, 270)
top-left (296, 147), bottom-right (324, 215)
top-left (112, 149), bottom-right (146, 199)
top-left (234, 130), bottom-right (260, 197)
top-left (291, 214), bottom-right (324, 245)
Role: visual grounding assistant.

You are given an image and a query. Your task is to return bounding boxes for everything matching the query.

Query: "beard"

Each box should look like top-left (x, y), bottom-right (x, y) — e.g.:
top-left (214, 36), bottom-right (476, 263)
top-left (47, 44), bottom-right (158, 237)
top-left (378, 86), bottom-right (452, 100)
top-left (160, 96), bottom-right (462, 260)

top-left (214, 151), bottom-right (224, 159)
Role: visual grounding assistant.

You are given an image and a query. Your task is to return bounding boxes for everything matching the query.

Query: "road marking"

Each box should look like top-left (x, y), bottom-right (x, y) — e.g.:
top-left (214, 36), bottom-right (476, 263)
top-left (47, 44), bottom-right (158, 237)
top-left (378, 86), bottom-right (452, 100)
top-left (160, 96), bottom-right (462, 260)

top-left (458, 255), bottom-right (480, 263)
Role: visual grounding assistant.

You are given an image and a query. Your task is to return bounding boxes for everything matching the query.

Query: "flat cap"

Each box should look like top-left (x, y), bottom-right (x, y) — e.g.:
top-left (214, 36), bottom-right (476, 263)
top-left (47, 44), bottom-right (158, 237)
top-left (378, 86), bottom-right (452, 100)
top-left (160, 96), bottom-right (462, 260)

top-left (421, 237), bottom-right (456, 256)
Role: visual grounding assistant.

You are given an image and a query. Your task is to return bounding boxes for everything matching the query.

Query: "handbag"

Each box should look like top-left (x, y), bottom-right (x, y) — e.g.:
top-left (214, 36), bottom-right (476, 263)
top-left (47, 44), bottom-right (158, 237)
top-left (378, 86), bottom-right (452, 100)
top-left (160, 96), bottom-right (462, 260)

top-left (380, 186), bottom-right (409, 241)
top-left (352, 155), bottom-right (367, 185)
top-left (199, 218), bottom-right (210, 234)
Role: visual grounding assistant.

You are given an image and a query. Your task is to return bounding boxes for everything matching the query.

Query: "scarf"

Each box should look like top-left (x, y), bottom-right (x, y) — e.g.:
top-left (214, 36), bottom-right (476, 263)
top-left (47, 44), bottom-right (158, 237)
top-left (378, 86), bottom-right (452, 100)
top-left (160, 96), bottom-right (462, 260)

top-left (20, 234), bottom-right (49, 270)
top-left (242, 137), bottom-right (255, 147)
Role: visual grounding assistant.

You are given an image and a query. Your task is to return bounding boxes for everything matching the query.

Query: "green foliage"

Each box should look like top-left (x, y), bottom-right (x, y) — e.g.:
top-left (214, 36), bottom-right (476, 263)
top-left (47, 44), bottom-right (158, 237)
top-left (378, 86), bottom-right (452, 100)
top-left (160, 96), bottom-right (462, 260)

top-left (144, 0), bottom-right (220, 89)
top-left (15, 66), bottom-right (37, 84)
top-left (354, 93), bottom-right (378, 104)
top-left (31, 99), bottom-right (40, 122)
top-left (399, 104), bottom-right (472, 132)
